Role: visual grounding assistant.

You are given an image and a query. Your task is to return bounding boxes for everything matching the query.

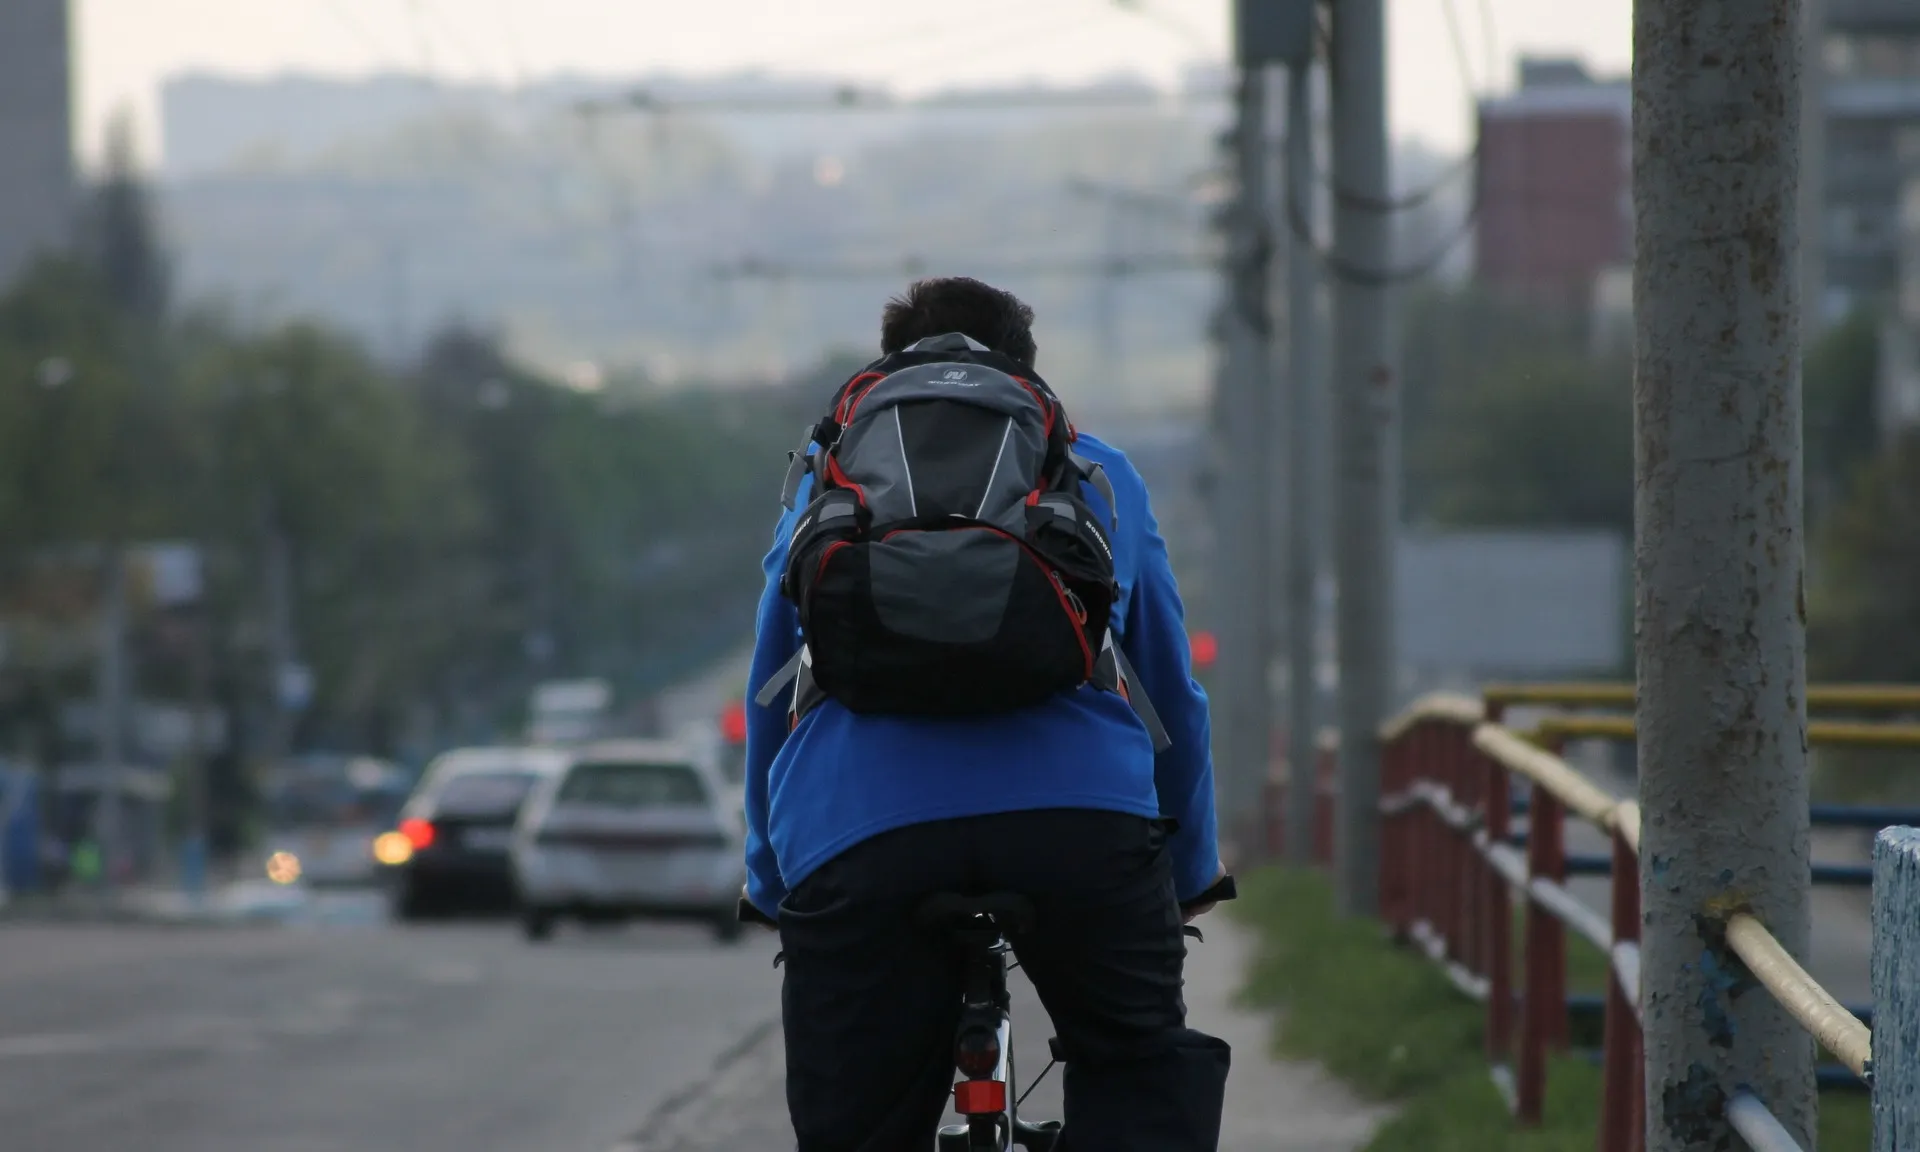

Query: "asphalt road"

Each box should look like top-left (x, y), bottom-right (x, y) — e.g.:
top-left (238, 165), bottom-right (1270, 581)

top-left (0, 903), bottom-right (792, 1152)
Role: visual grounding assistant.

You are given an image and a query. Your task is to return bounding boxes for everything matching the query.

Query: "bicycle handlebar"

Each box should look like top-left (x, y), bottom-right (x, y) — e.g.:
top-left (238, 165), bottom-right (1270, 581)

top-left (736, 873), bottom-right (1237, 929)
top-left (1180, 873), bottom-right (1237, 915)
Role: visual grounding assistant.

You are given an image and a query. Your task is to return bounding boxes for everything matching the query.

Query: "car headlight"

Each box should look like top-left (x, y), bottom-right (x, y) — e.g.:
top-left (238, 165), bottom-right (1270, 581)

top-left (372, 832), bottom-right (414, 866)
top-left (266, 851), bottom-right (302, 885)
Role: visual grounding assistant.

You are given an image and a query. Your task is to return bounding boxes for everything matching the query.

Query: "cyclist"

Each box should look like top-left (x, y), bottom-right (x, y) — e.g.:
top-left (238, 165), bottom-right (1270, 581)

top-left (744, 276), bottom-right (1229, 1151)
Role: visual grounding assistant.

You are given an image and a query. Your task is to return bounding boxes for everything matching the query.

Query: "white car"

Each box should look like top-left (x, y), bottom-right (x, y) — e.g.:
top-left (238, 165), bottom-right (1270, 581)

top-left (510, 739), bottom-right (748, 943)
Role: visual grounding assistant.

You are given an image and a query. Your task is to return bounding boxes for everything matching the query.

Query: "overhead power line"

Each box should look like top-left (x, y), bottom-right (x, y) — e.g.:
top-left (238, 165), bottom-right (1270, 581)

top-left (1303, 0), bottom-right (1489, 216)
top-left (709, 252), bottom-right (1214, 282)
top-left (575, 85), bottom-right (1227, 118)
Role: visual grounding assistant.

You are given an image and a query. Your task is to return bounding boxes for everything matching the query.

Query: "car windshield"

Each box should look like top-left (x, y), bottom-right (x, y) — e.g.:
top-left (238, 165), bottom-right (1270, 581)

top-left (432, 770), bottom-right (538, 818)
top-left (556, 761), bottom-right (707, 809)
top-left (265, 779), bottom-right (407, 831)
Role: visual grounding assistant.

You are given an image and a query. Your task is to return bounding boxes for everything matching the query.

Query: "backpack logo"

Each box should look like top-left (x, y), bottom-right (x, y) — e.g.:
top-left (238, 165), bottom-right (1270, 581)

top-left (942, 369), bottom-right (979, 387)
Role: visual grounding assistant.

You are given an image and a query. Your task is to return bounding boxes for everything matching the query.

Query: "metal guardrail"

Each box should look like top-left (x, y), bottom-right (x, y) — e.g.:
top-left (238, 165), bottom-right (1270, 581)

top-left (1266, 683), bottom-right (1920, 1151)
top-left (1481, 682), bottom-right (1920, 713)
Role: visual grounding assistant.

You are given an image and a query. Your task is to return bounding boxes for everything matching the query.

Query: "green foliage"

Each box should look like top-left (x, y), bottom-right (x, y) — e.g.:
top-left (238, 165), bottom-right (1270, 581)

top-left (1417, 354), bottom-right (1634, 531)
top-left (1400, 288), bottom-right (1632, 533)
top-left (1810, 428), bottom-right (1920, 684)
top-left (1806, 427), bottom-right (1920, 804)
top-left (1804, 308), bottom-right (1882, 520)
top-left (1231, 866), bottom-right (1871, 1152)
top-left (1402, 293), bottom-right (1882, 539)
top-left (0, 256), bottom-right (811, 764)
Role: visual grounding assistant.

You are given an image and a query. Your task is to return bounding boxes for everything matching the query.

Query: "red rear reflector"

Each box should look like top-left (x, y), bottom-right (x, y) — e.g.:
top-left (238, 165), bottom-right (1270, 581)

top-left (953, 1079), bottom-right (1006, 1115)
top-left (400, 818), bottom-right (436, 850)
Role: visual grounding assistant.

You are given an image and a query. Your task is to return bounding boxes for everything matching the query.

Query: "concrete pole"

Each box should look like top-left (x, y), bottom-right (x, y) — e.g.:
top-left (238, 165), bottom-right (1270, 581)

top-left (1283, 60), bottom-right (1322, 866)
top-left (1872, 826), bottom-right (1920, 1149)
top-left (1095, 201), bottom-right (1123, 393)
top-left (92, 547), bottom-right (128, 884)
top-left (181, 598), bottom-right (212, 901)
top-left (263, 505), bottom-right (295, 781)
top-left (1329, 0), bottom-right (1395, 915)
top-left (1633, 1), bottom-right (1813, 1148)
top-left (1218, 64), bottom-right (1278, 864)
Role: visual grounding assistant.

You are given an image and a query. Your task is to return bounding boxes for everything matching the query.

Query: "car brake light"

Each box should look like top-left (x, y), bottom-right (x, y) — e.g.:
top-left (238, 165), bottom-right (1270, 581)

top-left (952, 1079), bottom-right (1006, 1115)
top-left (400, 818), bottom-right (436, 850)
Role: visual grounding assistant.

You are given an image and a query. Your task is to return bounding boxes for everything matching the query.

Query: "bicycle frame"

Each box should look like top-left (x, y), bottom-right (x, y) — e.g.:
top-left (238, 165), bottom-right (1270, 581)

top-left (937, 910), bottom-right (1055, 1152)
top-left (739, 873), bottom-right (1235, 1152)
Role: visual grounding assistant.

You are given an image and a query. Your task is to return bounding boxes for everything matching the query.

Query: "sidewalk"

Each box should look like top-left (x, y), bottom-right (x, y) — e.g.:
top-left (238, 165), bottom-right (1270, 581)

top-left (619, 914), bottom-right (1389, 1152)
top-left (0, 880), bottom-right (303, 927)
top-left (1191, 915), bottom-right (1391, 1152)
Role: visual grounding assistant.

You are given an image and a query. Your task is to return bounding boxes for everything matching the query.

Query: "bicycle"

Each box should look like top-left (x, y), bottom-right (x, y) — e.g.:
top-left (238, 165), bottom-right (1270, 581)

top-left (740, 873), bottom-right (1237, 1151)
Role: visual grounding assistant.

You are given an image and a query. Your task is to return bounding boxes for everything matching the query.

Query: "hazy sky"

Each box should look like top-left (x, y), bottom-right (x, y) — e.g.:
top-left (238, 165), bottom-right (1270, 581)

top-left (74, 0), bottom-right (1633, 166)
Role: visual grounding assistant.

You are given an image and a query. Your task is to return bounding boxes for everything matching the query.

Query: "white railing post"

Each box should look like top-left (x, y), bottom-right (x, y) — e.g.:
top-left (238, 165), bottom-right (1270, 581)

top-left (1873, 826), bottom-right (1920, 1151)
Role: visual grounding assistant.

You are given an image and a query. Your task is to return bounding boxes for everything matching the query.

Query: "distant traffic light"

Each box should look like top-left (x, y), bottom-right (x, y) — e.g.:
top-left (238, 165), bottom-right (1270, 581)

top-left (1190, 630), bottom-right (1219, 671)
top-left (721, 700), bottom-right (748, 745)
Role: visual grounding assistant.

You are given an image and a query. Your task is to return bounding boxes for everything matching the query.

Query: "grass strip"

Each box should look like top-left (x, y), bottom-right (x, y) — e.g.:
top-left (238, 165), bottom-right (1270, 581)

top-left (1229, 866), bottom-right (1872, 1150)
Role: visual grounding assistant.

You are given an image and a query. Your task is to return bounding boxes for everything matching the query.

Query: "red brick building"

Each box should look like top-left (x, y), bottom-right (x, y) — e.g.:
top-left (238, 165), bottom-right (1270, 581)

top-left (1474, 60), bottom-right (1632, 314)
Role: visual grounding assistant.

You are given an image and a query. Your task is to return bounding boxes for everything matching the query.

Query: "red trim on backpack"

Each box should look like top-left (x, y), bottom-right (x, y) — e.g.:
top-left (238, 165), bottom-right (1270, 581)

top-left (837, 372), bottom-right (887, 425)
top-left (814, 540), bottom-right (852, 586)
top-left (1011, 376), bottom-right (1056, 438)
top-left (824, 455), bottom-right (867, 506)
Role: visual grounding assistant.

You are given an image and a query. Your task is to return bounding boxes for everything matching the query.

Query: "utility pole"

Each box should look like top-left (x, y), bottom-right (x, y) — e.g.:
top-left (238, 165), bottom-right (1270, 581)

top-left (1330, 0), bottom-right (1396, 915)
top-left (1213, 56), bottom-right (1276, 863)
top-left (1283, 59), bottom-right (1323, 866)
top-left (92, 551), bottom-right (128, 881)
top-left (1094, 199), bottom-right (1124, 392)
top-left (1215, 0), bottom-right (1317, 866)
top-left (262, 498), bottom-right (296, 783)
top-left (1634, 1), bottom-right (1813, 1148)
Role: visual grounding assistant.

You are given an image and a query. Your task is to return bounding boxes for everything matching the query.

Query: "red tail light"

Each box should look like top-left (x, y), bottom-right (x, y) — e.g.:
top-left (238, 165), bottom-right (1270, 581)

top-left (955, 1029), bottom-right (1000, 1078)
top-left (953, 1079), bottom-right (1006, 1115)
top-left (400, 818), bottom-right (436, 850)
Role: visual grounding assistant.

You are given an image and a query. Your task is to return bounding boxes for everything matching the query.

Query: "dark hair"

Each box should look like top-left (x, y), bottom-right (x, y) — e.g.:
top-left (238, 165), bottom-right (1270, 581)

top-left (880, 276), bottom-right (1038, 370)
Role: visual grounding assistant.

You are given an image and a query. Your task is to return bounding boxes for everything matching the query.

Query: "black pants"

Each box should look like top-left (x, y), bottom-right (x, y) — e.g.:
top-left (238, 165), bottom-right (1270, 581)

top-left (778, 809), bottom-right (1231, 1152)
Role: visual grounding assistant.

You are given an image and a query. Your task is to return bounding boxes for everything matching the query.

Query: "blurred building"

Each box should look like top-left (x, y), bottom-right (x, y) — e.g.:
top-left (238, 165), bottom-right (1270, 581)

top-left (1397, 530), bottom-right (1628, 692)
top-left (1823, 1), bottom-right (1920, 315)
top-left (1473, 59), bottom-right (1632, 316)
top-left (0, 0), bottom-right (75, 288)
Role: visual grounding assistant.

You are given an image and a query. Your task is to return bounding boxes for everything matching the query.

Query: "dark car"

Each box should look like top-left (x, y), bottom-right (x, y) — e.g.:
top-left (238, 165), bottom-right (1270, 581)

top-left (382, 747), bottom-right (568, 921)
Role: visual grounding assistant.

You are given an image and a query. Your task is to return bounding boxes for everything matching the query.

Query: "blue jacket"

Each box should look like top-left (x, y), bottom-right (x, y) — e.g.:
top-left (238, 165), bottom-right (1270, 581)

top-left (742, 432), bottom-right (1219, 915)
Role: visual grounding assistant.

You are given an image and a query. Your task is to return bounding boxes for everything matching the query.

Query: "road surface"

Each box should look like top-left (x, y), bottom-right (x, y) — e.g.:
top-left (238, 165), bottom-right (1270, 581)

top-left (0, 892), bottom-right (1381, 1152)
top-left (0, 903), bottom-right (786, 1152)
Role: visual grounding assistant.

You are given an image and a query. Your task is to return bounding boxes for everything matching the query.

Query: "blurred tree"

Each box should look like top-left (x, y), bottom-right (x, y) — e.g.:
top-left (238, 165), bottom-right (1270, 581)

top-left (1414, 352), bottom-right (1634, 531)
top-left (175, 322), bottom-right (483, 753)
top-left (1809, 428), bottom-right (1920, 682)
top-left (0, 260), bottom-right (136, 554)
top-left (1803, 307), bottom-right (1881, 526)
top-left (1807, 428), bottom-right (1920, 803)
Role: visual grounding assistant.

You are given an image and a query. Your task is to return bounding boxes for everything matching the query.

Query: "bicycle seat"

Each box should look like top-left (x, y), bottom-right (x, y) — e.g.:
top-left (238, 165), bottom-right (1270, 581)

top-left (914, 892), bottom-right (1035, 935)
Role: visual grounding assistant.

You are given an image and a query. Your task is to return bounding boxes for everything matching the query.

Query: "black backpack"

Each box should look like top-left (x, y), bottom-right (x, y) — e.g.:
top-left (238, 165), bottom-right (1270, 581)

top-left (754, 333), bottom-right (1169, 749)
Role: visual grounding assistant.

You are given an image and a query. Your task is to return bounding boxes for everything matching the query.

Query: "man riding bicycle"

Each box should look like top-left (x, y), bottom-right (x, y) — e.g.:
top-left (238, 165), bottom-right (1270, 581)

top-left (744, 276), bottom-right (1230, 1151)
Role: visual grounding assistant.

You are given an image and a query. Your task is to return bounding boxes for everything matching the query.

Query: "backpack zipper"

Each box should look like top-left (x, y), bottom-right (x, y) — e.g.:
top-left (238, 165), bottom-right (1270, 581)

top-left (1051, 572), bottom-right (1089, 626)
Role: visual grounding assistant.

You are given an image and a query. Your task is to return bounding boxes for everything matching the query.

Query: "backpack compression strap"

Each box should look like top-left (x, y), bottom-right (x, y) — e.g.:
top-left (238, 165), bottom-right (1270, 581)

top-left (755, 635), bottom-right (1171, 751)
top-left (1095, 633), bottom-right (1173, 752)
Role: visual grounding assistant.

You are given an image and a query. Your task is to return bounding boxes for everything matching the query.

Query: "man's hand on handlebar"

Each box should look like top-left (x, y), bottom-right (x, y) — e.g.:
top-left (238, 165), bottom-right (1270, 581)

top-left (1180, 866), bottom-right (1236, 925)
top-left (739, 886), bottom-right (779, 932)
